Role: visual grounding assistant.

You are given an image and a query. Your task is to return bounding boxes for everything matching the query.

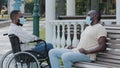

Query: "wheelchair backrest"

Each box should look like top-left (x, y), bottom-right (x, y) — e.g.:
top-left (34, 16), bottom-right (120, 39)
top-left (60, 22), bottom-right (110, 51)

top-left (8, 34), bottom-right (21, 53)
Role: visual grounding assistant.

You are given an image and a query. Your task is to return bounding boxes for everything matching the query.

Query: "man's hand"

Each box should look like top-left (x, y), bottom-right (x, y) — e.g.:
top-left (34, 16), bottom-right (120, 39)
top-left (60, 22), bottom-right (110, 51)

top-left (78, 48), bottom-right (89, 54)
top-left (67, 45), bottom-right (75, 49)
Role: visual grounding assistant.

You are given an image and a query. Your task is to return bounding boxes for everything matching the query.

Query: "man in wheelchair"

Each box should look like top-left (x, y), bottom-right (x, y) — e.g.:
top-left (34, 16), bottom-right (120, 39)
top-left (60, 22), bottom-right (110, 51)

top-left (8, 10), bottom-right (53, 53)
top-left (8, 10), bottom-right (53, 65)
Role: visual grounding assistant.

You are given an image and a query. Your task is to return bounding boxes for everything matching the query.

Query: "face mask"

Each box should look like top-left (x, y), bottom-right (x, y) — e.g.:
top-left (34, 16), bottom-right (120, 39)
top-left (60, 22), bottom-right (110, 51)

top-left (85, 16), bottom-right (92, 25)
top-left (19, 17), bottom-right (25, 24)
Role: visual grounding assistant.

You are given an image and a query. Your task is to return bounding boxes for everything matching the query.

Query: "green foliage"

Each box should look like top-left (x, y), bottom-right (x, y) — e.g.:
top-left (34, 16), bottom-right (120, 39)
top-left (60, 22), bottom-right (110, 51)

top-left (25, 0), bottom-right (34, 13)
top-left (76, 0), bottom-right (86, 3)
top-left (39, 28), bottom-right (45, 40)
top-left (76, 0), bottom-right (87, 15)
top-left (24, 0), bottom-right (33, 3)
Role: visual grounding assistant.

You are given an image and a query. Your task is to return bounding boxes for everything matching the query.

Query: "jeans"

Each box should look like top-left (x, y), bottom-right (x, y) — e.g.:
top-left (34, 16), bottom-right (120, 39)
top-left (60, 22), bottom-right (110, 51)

top-left (32, 42), bottom-right (53, 53)
top-left (49, 48), bottom-right (91, 68)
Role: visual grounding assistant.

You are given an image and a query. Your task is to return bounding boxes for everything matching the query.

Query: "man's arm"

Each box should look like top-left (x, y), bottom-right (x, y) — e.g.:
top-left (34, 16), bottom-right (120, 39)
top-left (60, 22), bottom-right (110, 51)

top-left (79, 36), bottom-right (107, 54)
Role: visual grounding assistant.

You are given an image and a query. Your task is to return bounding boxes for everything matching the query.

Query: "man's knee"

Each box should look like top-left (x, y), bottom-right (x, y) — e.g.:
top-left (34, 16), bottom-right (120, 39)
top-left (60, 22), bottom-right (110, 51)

top-left (49, 49), bottom-right (56, 57)
top-left (61, 53), bottom-right (71, 62)
top-left (46, 43), bottom-right (53, 50)
top-left (49, 49), bottom-right (61, 56)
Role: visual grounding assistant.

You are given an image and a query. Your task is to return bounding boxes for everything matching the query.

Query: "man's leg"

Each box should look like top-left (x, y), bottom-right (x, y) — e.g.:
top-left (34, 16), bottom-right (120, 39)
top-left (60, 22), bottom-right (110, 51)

top-left (49, 48), bottom-right (73, 68)
top-left (32, 42), bottom-right (53, 52)
top-left (61, 52), bottom-right (91, 68)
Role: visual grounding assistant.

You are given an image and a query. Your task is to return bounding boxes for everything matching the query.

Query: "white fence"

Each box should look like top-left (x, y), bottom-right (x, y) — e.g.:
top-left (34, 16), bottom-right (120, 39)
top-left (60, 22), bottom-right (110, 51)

top-left (48, 19), bottom-right (116, 48)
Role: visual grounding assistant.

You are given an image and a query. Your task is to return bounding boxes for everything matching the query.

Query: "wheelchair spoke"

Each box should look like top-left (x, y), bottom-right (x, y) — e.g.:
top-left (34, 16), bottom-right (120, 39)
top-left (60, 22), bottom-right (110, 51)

top-left (27, 63), bottom-right (30, 68)
top-left (0, 50), bottom-right (13, 68)
top-left (15, 63), bottom-right (18, 68)
top-left (21, 63), bottom-right (23, 68)
top-left (6, 52), bottom-right (40, 68)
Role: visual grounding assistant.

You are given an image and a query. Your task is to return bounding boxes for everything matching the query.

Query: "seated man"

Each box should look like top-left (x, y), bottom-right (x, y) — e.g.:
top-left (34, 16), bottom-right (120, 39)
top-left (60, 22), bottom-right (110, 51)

top-left (49, 10), bottom-right (107, 68)
top-left (8, 10), bottom-right (53, 54)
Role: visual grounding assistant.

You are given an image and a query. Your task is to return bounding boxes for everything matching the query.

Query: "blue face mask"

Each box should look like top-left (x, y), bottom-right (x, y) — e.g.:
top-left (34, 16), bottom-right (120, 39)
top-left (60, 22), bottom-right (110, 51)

top-left (19, 17), bottom-right (25, 24)
top-left (85, 16), bottom-right (92, 25)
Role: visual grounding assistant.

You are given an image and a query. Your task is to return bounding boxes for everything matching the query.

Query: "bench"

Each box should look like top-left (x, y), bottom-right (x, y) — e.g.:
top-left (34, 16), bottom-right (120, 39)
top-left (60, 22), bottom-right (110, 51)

top-left (73, 25), bottom-right (120, 68)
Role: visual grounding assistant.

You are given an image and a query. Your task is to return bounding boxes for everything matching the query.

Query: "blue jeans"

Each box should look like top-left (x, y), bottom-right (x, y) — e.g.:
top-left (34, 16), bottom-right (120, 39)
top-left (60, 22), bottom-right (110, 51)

top-left (49, 48), bottom-right (91, 68)
top-left (32, 42), bottom-right (53, 53)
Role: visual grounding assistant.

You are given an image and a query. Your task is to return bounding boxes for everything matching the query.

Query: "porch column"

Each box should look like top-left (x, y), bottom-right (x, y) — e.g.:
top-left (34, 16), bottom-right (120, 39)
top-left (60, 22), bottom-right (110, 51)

top-left (66, 0), bottom-right (75, 16)
top-left (8, 0), bottom-right (14, 14)
top-left (20, 0), bottom-right (24, 13)
top-left (46, 0), bottom-right (55, 43)
top-left (116, 0), bottom-right (120, 25)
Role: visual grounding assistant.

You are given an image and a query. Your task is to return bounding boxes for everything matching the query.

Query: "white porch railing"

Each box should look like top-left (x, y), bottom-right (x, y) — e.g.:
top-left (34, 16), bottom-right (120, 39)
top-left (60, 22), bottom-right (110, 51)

top-left (48, 19), bottom-right (116, 48)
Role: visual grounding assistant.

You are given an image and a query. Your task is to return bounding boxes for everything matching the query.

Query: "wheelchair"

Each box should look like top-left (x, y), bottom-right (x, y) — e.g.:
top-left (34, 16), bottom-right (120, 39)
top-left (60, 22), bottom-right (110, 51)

top-left (0, 34), bottom-right (51, 68)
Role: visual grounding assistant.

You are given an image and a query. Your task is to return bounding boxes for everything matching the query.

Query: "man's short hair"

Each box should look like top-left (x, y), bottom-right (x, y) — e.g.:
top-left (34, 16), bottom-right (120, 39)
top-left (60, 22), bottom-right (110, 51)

top-left (10, 10), bottom-right (20, 20)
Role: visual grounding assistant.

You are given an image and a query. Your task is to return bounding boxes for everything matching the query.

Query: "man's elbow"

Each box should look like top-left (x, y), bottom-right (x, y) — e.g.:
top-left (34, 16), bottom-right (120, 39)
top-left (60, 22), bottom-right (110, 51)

top-left (100, 44), bottom-right (107, 52)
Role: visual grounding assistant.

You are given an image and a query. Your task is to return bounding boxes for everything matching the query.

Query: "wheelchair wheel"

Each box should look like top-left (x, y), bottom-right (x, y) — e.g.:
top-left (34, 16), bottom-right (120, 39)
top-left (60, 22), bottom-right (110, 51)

top-left (0, 50), bottom-right (13, 68)
top-left (6, 52), bottom-right (40, 68)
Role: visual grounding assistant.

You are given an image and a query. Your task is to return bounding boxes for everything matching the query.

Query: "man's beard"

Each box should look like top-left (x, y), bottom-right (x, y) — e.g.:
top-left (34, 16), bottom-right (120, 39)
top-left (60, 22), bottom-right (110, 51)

top-left (17, 22), bottom-right (23, 26)
top-left (17, 19), bottom-right (23, 26)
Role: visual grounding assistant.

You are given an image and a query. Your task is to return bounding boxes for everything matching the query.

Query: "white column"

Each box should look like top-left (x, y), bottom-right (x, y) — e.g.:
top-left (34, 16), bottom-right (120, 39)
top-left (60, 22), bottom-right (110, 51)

top-left (8, 0), bottom-right (15, 14)
top-left (66, 0), bottom-right (75, 16)
top-left (46, 0), bottom-right (56, 43)
top-left (116, 0), bottom-right (120, 25)
top-left (20, 0), bottom-right (24, 13)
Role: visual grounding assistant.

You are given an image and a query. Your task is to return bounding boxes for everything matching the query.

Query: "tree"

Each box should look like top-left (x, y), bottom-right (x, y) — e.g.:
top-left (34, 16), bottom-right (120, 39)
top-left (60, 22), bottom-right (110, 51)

top-left (0, 0), bottom-right (3, 11)
top-left (0, 0), bottom-right (5, 12)
top-left (56, 0), bottom-right (66, 17)
top-left (24, 0), bottom-right (33, 3)
top-left (24, 0), bottom-right (34, 13)
top-left (39, 0), bottom-right (45, 17)
top-left (76, 0), bottom-right (87, 15)
top-left (91, 0), bottom-right (99, 11)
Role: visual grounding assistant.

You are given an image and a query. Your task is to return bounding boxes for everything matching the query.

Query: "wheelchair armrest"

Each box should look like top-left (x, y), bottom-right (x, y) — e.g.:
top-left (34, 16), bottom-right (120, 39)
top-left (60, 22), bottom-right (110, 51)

top-left (18, 39), bottom-right (46, 45)
top-left (3, 33), bottom-right (8, 36)
top-left (33, 39), bottom-right (48, 55)
top-left (28, 39), bottom-right (45, 43)
top-left (33, 39), bottom-right (45, 42)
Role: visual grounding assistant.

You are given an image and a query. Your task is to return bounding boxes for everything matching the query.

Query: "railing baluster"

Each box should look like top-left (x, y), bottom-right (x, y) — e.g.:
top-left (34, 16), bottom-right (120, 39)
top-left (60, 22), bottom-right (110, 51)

top-left (52, 23), bottom-right (56, 48)
top-left (66, 23), bottom-right (71, 47)
top-left (61, 23), bottom-right (66, 48)
top-left (72, 23), bottom-right (78, 47)
top-left (56, 23), bottom-right (61, 48)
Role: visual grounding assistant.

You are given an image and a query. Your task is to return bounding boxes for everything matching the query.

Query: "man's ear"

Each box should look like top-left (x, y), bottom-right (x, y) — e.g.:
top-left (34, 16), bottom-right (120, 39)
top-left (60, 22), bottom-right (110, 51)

top-left (93, 14), bottom-right (98, 19)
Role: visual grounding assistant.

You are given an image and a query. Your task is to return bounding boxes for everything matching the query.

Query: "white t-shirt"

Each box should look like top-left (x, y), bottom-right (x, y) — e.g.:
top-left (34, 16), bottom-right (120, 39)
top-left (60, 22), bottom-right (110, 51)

top-left (72, 23), bottom-right (107, 61)
top-left (8, 23), bottom-right (38, 51)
